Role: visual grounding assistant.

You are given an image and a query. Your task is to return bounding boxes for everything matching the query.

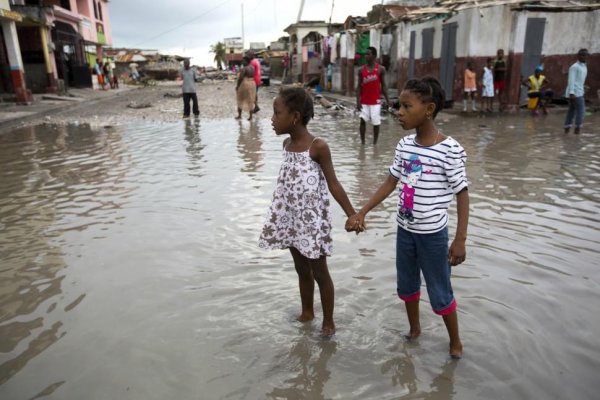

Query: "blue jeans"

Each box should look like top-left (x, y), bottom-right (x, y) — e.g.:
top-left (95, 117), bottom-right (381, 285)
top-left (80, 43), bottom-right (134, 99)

top-left (564, 96), bottom-right (585, 129)
top-left (396, 226), bottom-right (456, 315)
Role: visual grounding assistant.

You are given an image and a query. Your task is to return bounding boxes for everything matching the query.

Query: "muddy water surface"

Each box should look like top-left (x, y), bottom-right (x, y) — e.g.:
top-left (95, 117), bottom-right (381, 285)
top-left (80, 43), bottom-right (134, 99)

top-left (1, 110), bottom-right (599, 399)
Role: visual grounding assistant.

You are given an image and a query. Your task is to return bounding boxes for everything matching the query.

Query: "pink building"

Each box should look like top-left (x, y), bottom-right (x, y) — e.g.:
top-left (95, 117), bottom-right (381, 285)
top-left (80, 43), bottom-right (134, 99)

top-left (0, 0), bottom-right (112, 101)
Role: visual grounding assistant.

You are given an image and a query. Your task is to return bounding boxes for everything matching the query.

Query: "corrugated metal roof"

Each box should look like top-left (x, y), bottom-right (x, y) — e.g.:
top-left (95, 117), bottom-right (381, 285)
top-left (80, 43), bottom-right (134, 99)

top-left (392, 0), bottom-right (600, 23)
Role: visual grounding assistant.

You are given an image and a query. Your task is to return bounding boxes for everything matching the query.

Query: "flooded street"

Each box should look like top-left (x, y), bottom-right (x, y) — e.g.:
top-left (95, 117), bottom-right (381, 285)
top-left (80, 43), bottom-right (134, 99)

top-left (1, 107), bottom-right (599, 399)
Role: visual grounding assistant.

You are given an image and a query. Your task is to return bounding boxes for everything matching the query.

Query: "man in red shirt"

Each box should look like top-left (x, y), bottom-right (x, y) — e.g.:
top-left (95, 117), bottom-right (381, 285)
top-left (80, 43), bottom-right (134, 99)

top-left (282, 53), bottom-right (290, 79)
top-left (247, 51), bottom-right (262, 112)
top-left (356, 47), bottom-right (390, 144)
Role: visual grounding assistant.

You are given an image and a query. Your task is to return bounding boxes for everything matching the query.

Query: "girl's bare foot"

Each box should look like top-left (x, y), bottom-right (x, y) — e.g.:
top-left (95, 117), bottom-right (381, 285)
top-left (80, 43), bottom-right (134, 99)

top-left (404, 327), bottom-right (421, 340)
top-left (449, 341), bottom-right (463, 359)
top-left (321, 322), bottom-right (336, 337)
top-left (296, 312), bottom-right (314, 322)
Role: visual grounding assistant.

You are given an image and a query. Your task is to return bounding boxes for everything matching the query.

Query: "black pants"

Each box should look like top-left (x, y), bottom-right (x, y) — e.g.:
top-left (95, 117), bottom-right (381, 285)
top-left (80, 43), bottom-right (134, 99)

top-left (183, 93), bottom-right (199, 116)
top-left (527, 89), bottom-right (553, 100)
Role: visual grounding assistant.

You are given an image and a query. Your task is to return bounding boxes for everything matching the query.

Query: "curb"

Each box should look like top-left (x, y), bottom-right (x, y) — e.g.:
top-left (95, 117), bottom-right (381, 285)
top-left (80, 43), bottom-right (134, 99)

top-left (0, 87), bottom-right (139, 133)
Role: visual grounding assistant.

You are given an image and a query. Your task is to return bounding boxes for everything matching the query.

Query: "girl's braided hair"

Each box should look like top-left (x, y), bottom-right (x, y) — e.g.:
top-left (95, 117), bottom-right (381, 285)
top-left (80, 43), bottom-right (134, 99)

top-left (278, 87), bottom-right (314, 126)
top-left (403, 77), bottom-right (446, 119)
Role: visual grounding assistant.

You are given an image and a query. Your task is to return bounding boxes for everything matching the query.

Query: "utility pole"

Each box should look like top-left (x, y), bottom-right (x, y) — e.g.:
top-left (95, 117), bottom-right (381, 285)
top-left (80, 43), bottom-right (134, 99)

top-left (297, 0), bottom-right (305, 22)
top-left (241, 2), bottom-right (245, 51)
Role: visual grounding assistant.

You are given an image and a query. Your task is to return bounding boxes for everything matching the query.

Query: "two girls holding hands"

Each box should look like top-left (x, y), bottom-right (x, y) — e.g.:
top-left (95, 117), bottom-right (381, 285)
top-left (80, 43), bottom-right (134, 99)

top-left (261, 78), bottom-right (469, 358)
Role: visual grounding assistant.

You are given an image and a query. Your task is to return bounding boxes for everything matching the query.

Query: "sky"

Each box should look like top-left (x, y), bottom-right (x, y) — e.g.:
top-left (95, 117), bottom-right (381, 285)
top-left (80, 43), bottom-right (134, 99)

top-left (107, 0), bottom-right (379, 67)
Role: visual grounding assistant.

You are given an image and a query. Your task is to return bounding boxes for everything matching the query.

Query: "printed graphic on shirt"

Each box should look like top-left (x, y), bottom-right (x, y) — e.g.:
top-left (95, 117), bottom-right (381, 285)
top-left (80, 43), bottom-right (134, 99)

top-left (362, 74), bottom-right (379, 84)
top-left (399, 154), bottom-right (432, 222)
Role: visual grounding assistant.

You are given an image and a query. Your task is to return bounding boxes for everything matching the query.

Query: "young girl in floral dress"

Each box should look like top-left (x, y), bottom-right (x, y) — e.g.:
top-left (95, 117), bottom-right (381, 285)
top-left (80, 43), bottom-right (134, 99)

top-left (259, 87), bottom-right (356, 336)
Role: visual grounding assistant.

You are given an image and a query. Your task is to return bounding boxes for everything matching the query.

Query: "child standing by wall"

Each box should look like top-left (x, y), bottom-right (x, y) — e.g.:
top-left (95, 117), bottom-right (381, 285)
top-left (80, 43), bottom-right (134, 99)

top-left (346, 77), bottom-right (469, 358)
top-left (463, 61), bottom-right (477, 112)
top-left (259, 87), bottom-right (357, 337)
top-left (481, 58), bottom-right (494, 112)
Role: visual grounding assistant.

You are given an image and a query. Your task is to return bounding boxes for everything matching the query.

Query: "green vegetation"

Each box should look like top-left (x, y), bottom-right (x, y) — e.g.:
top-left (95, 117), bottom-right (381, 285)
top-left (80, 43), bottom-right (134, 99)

top-left (210, 42), bottom-right (226, 70)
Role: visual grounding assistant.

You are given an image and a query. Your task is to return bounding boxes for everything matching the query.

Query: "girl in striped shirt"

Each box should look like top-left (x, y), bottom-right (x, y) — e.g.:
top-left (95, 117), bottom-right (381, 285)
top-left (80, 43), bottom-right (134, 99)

top-left (346, 77), bottom-right (469, 359)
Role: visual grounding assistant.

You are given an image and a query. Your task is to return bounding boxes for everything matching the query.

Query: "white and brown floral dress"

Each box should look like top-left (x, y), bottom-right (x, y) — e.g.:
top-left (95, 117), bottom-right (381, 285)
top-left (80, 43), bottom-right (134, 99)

top-left (259, 138), bottom-right (332, 259)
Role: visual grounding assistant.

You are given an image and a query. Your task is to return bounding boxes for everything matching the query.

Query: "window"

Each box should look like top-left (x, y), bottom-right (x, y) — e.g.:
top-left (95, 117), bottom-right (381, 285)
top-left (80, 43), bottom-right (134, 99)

top-left (421, 28), bottom-right (434, 61)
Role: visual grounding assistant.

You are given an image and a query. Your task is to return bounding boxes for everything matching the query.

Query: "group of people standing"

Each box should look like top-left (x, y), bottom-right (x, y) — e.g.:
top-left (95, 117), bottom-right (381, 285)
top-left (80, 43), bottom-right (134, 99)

top-left (354, 45), bottom-right (591, 145)
top-left (93, 58), bottom-right (118, 90)
top-left (461, 48), bottom-right (590, 134)
top-left (462, 49), bottom-right (509, 113)
top-left (179, 51), bottom-right (263, 119)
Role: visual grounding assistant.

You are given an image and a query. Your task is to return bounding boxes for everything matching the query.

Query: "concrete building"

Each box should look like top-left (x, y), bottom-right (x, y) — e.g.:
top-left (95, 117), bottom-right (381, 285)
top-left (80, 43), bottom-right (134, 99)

top-left (1, 0), bottom-right (112, 100)
top-left (0, 0), bottom-right (33, 103)
top-left (284, 21), bottom-right (332, 84)
top-left (357, 0), bottom-right (599, 107)
top-left (393, 0), bottom-right (599, 107)
top-left (224, 37), bottom-right (243, 69)
top-left (312, 1), bottom-right (598, 107)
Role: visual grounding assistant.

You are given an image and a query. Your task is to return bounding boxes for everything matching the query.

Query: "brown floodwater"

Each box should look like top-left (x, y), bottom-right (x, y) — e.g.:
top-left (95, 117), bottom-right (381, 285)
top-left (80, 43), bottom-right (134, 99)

top-left (0, 108), bottom-right (599, 399)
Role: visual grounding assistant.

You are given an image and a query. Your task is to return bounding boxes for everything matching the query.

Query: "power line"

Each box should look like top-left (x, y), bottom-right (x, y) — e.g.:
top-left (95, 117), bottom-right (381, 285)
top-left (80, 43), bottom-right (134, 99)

top-left (133, 0), bottom-right (234, 47)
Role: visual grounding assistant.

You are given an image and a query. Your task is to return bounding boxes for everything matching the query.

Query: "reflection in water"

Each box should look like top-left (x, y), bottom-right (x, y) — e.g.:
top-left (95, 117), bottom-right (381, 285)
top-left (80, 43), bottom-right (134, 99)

top-left (266, 330), bottom-right (337, 400)
top-left (381, 346), bottom-right (457, 400)
top-left (0, 123), bottom-right (124, 389)
top-left (237, 120), bottom-right (264, 173)
top-left (30, 380), bottom-right (66, 399)
top-left (183, 118), bottom-right (205, 177)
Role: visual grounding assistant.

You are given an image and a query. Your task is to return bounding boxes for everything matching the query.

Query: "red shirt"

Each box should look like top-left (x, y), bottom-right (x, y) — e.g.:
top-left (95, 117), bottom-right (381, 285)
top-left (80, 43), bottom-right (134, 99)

top-left (360, 64), bottom-right (381, 105)
top-left (250, 58), bottom-right (261, 87)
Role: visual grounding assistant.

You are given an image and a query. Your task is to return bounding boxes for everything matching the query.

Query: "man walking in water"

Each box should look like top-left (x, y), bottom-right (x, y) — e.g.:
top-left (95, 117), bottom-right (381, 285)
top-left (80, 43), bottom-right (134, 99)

top-left (356, 47), bottom-right (390, 145)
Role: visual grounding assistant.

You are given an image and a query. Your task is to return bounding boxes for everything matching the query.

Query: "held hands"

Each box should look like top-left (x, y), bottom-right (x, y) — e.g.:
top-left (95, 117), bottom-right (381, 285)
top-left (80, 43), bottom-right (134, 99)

top-left (345, 213), bottom-right (366, 235)
top-left (448, 239), bottom-right (466, 266)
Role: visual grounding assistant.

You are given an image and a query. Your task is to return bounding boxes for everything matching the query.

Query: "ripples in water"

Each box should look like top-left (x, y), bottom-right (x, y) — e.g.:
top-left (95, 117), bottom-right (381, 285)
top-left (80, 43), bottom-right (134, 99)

top-left (0, 110), bottom-right (599, 399)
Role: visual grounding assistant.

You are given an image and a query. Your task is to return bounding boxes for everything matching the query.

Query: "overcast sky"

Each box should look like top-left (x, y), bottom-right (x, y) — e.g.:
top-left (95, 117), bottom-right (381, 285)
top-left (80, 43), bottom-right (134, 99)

top-left (108, 0), bottom-right (378, 66)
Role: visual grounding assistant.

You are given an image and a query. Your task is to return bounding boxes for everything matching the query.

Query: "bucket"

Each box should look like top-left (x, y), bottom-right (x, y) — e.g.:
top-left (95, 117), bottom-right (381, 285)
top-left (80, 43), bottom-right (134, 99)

top-left (527, 97), bottom-right (539, 110)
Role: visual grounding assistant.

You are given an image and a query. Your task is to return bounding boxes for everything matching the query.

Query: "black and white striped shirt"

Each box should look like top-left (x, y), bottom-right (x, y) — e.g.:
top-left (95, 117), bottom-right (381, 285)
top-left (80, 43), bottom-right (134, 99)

top-left (388, 134), bottom-right (468, 233)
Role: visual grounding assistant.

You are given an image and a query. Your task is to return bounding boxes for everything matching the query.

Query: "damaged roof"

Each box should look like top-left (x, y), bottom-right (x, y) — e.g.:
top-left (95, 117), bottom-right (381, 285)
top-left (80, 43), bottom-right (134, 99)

top-left (393, 0), bottom-right (600, 23)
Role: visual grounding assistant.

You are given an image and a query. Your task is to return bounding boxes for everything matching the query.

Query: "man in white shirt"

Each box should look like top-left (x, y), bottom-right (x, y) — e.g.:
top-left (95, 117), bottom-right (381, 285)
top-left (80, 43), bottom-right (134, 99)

top-left (564, 49), bottom-right (588, 134)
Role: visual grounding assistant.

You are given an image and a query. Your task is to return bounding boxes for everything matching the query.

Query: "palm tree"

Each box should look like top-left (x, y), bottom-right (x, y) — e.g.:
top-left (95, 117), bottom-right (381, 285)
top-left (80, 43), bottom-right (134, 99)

top-left (210, 42), bottom-right (226, 70)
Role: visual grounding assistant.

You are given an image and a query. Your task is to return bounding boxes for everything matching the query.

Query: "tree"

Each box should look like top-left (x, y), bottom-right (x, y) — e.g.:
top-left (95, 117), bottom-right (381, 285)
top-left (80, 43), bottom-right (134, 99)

top-left (210, 42), bottom-right (226, 70)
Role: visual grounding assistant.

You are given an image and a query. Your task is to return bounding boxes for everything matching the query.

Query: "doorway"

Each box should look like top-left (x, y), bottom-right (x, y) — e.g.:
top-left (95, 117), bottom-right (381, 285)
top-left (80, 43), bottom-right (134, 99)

top-left (439, 22), bottom-right (457, 105)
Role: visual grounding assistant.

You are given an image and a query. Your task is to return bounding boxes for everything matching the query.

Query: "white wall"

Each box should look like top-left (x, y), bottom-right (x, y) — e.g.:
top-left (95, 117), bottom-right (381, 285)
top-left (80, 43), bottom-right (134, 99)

top-left (295, 26), bottom-right (329, 43)
top-left (396, 23), bottom-right (411, 60)
top-left (403, 6), bottom-right (600, 61)
top-left (438, 6), bottom-right (513, 58)
top-left (537, 10), bottom-right (600, 55)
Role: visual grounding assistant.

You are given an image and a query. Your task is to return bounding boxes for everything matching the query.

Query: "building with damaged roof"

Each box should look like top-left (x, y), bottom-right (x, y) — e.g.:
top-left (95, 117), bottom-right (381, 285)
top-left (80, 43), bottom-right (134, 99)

top-left (356, 0), bottom-right (599, 107)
